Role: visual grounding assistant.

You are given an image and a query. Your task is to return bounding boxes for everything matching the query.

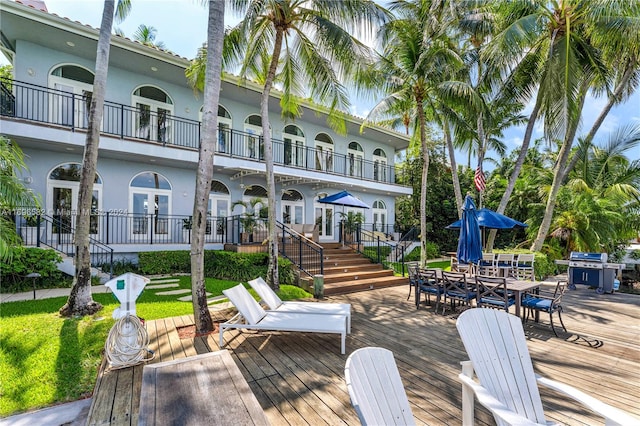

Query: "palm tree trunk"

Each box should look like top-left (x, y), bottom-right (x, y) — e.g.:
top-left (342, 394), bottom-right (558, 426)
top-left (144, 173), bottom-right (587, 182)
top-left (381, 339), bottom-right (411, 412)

top-left (531, 82), bottom-right (589, 251)
top-left (262, 28), bottom-right (284, 291)
top-left (190, 0), bottom-right (224, 334)
top-left (485, 98), bottom-right (542, 251)
top-left (564, 60), bottom-right (637, 175)
top-left (444, 123), bottom-right (462, 218)
top-left (416, 93), bottom-right (430, 268)
top-left (60, 0), bottom-right (115, 317)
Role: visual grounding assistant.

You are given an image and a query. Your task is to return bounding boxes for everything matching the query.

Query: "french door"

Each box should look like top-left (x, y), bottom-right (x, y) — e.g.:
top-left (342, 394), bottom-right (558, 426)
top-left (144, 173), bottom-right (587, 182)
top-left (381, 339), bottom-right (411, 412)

top-left (47, 182), bottom-right (100, 240)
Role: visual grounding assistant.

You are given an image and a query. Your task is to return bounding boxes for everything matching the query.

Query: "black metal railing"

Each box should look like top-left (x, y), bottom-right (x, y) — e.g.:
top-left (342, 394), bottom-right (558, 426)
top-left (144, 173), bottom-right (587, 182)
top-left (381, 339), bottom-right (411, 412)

top-left (1, 78), bottom-right (413, 185)
top-left (16, 213), bottom-right (114, 278)
top-left (278, 222), bottom-right (324, 277)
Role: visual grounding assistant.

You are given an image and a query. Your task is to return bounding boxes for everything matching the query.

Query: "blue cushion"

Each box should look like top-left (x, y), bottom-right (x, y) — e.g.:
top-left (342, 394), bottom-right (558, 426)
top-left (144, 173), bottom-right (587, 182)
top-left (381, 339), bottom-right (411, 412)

top-left (522, 297), bottom-right (552, 311)
top-left (480, 297), bottom-right (515, 307)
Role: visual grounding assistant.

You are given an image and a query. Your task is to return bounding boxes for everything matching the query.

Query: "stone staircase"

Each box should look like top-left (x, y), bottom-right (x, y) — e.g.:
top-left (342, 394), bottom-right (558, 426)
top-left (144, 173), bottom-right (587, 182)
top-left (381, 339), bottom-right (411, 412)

top-left (300, 243), bottom-right (408, 295)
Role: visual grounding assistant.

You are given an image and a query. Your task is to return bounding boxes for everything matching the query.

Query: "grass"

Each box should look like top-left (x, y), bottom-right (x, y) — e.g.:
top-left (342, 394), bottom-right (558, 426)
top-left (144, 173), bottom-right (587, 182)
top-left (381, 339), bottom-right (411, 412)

top-left (0, 278), bottom-right (312, 417)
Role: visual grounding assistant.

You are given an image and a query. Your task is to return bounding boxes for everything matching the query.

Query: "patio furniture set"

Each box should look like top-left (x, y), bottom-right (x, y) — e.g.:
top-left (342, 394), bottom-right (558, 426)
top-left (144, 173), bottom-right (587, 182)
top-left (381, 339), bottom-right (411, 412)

top-left (408, 264), bottom-right (567, 337)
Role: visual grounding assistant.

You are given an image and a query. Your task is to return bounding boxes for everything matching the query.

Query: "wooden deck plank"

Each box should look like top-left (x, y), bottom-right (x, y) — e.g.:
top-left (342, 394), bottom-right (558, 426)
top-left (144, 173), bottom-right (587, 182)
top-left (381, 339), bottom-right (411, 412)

top-left (87, 283), bottom-right (640, 426)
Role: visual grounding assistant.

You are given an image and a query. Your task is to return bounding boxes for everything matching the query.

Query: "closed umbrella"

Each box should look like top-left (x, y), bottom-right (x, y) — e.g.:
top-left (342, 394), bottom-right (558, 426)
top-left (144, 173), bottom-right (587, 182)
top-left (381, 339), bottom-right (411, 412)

top-left (457, 195), bottom-right (482, 265)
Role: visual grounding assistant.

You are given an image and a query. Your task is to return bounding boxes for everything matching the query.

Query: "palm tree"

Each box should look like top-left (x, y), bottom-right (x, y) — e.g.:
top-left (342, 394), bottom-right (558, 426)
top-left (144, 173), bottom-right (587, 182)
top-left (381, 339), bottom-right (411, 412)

top-left (545, 125), bottom-right (640, 255)
top-left (132, 24), bottom-right (166, 49)
top-left (189, 0), bottom-right (388, 289)
top-left (188, 0), bottom-right (225, 335)
top-left (0, 137), bottom-right (40, 261)
top-left (365, 0), bottom-right (464, 266)
top-left (60, 0), bottom-right (131, 317)
top-left (474, 1), bottom-right (640, 252)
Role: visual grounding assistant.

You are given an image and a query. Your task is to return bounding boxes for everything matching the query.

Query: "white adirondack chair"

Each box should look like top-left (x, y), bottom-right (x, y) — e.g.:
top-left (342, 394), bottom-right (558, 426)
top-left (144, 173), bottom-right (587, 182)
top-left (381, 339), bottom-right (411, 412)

top-left (345, 347), bottom-right (415, 426)
top-left (456, 308), bottom-right (638, 426)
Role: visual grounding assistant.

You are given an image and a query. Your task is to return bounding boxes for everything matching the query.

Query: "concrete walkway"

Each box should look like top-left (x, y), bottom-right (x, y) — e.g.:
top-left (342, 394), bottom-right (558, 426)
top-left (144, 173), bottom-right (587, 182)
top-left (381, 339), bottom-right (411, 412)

top-left (0, 285), bottom-right (112, 303)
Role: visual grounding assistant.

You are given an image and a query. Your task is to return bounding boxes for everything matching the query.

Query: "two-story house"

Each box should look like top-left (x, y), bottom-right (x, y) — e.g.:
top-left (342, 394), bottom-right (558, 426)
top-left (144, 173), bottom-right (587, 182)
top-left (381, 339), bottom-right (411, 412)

top-left (0, 0), bottom-right (413, 261)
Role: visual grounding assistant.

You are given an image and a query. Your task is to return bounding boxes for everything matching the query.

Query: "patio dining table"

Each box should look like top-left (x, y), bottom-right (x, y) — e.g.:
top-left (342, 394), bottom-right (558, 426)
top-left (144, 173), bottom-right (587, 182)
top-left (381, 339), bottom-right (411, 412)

top-left (502, 278), bottom-right (542, 318)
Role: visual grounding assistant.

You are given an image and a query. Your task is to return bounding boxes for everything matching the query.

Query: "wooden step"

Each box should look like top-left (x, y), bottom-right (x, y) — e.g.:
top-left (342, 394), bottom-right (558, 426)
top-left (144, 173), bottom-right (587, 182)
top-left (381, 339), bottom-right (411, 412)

top-left (322, 264), bottom-right (383, 274)
top-left (322, 276), bottom-right (408, 295)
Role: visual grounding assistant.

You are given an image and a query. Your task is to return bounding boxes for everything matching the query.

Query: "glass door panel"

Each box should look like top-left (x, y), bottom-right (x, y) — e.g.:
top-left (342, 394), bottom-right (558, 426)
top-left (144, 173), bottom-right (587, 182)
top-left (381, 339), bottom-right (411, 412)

top-left (52, 187), bottom-right (73, 234)
top-left (132, 193), bottom-right (149, 237)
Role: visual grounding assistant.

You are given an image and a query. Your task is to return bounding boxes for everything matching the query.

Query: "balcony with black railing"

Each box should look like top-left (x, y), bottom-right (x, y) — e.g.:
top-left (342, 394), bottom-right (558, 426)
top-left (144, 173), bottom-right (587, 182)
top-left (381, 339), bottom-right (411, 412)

top-left (1, 78), bottom-right (414, 186)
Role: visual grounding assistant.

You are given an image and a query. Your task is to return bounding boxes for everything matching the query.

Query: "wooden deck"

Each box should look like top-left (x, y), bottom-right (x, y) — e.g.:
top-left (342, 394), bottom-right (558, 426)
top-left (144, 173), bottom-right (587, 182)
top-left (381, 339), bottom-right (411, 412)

top-left (87, 282), bottom-right (640, 425)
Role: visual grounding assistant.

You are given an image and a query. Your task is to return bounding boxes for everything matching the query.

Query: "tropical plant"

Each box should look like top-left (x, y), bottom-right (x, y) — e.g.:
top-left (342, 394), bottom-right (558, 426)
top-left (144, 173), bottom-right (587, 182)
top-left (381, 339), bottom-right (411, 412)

top-left (541, 125), bottom-right (640, 256)
top-left (364, 0), bottom-right (463, 267)
top-left (232, 197), bottom-right (266, 237)
top-left (0, 136), bottom-right (40, 261)
top-left (60, 0), bottom-right (131, 317)
top-left (132, 24), bottom-right (165, 49)
top-left (339, 211), bottom-right (365, 235)
top-left (188, 0), bottom-right (388, 290)
top-left (468, 1), bottom-right (640, 251)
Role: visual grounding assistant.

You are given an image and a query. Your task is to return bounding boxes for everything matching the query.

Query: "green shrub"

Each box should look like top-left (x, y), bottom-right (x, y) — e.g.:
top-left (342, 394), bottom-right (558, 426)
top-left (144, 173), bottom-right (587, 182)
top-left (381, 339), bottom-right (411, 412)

top-left (137, 250), bottom-right (296, 284)
top-left (362, 246), bottom-right (391, 261)
top-left (0, 247), bottom-right (67, 292)
top-left (404, 241), bottom-right (440, 262)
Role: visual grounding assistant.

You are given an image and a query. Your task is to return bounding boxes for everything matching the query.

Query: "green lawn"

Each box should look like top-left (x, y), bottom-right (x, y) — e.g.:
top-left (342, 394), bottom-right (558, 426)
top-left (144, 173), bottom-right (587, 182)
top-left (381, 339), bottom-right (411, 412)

top-left (0, 278), bottom-right (311, 417)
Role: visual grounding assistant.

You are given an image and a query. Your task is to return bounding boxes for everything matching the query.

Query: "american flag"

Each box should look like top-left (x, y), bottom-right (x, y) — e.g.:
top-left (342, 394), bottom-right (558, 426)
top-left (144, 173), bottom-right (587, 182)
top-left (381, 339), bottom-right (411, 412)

top-left (474, 166), bottom-right (486, 192)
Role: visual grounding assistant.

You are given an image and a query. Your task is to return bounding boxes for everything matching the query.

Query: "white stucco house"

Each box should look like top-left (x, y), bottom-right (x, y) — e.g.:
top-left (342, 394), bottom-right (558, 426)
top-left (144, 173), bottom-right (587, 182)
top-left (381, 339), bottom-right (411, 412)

top-left (0, 0), bottom-right (413, 266)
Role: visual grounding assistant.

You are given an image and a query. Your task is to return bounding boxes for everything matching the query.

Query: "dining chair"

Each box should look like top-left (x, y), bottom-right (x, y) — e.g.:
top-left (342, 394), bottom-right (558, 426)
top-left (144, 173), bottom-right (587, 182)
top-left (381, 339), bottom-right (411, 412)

top-left (521, 280), bottom-right (567, 336)
top-left (475, 275), bottom-right (515, 312)
top-left (451, 256), bottom-right (473, 274)
top-left (406, 263), bottom-right (421, 301)
top-left (441, 271), bottom-right (476, 315)
top-left (494, 253), bottom-right (515, 278)
top-left (514, 253), bottom-right (535, 281)
top-left (477, 253), bottom-right (496, 276)
top-left (416, 268), bottom-right (442, 311)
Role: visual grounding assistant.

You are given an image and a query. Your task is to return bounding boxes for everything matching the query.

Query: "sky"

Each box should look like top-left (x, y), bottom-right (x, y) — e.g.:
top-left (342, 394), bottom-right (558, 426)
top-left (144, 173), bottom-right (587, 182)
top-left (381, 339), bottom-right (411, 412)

top-left (8, 0), bottom-right (640, 166)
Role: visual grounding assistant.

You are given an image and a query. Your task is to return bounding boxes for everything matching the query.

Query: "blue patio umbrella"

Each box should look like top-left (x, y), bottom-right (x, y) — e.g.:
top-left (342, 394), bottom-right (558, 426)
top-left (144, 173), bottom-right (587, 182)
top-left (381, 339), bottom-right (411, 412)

top-left (456, 195), bottom-right (483, 265)
top-left (446, 208), bottom-right (528, 230)
top-left (317, 190), bottom-right (370, 209)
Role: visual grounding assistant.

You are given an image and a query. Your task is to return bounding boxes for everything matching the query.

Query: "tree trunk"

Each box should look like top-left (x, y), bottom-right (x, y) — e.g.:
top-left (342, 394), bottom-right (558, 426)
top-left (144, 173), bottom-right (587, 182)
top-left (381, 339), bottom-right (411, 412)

top-left (444, 123), bottom-right (463, 219)
top-left (60, 0), bottom-right (115, 317)
top-left (416, 93), bottom-right (430, 268)
top-left (190, 0), bottom-right (224, 334)
top-left (262, 28), bottom-right (284, 291)
top-left (531, 83), bottom-right (589, 251)
top-left (485, 99), bottom-right (542, 251)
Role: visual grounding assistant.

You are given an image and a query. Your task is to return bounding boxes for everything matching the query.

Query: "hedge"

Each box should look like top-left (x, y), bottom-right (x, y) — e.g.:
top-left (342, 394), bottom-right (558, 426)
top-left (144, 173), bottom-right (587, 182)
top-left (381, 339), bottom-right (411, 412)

top-left (138, 250), bottom-right (295, 284)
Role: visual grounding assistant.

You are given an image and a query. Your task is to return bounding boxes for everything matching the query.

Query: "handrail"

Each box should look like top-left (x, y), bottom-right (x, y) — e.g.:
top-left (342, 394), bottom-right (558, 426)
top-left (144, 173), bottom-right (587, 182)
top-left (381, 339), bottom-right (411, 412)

top-left (16, 213), bottom-right (114, 278)
top-left (277, 222), bottom-right (324, 277)
top-left (1, 77), bottom-right (412, 186)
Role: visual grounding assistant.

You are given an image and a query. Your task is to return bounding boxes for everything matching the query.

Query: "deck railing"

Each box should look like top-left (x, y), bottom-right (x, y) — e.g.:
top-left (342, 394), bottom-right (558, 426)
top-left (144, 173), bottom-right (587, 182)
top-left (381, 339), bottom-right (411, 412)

top-left (1, 78), bottom-right (413, 186)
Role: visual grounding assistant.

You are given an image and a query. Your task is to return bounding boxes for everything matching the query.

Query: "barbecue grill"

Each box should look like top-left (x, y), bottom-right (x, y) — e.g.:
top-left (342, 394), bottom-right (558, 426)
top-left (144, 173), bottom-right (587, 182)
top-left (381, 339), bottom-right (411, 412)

top-left (556, 252), bottom-right (624, 294)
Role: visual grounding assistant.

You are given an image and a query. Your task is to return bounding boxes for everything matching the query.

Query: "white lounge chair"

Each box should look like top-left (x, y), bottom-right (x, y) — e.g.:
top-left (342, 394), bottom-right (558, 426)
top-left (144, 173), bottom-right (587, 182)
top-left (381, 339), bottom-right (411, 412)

top-left (344, 347), bottom-right (415, 426)
top-left (220, 284), bottom-right (348, 354)
top-left (248, 277), bottom-right (352, 333)
top-left (456, 308), bottom-right (638, 426)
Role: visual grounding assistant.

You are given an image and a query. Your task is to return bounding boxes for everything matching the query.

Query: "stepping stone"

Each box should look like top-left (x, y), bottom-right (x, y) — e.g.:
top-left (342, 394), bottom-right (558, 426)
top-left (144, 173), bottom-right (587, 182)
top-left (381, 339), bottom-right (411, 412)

top-left (150, 279), bottom-right (180, 284)
top-left (155, 289), bottom-right (192, 296)
top-left (146, 283), bottom-right (180, 289)
top-left (177, 293), bottom-right (212, 302)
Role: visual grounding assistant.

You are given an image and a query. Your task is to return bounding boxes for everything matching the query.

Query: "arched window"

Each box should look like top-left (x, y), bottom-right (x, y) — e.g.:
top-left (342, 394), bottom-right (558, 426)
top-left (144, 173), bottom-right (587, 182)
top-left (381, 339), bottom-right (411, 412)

top-left (315, 133), bottom-right (334, 172)
top-left (281, 189), bottom-right (304, 224)
top-left (283, 125), bottom-right (305, 167)
top-left (49, 64), bottom-right (95, 127)
top-left (132, 85), bottom-right (174, 143)
top-left (373, 148), bottom-right (388, 182)
top-left (47, 163), bottom-right (102, 236)
top-left (129, 172), bottom-right (172, 238)
top-left (372, 200), bottom-right (387, 232)
top-left (244, 114), bottom-right (263, 159)
top-left (200, 105), bottom-right (232, 153)
top-left (348, 141), bottom-right (364, 177)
